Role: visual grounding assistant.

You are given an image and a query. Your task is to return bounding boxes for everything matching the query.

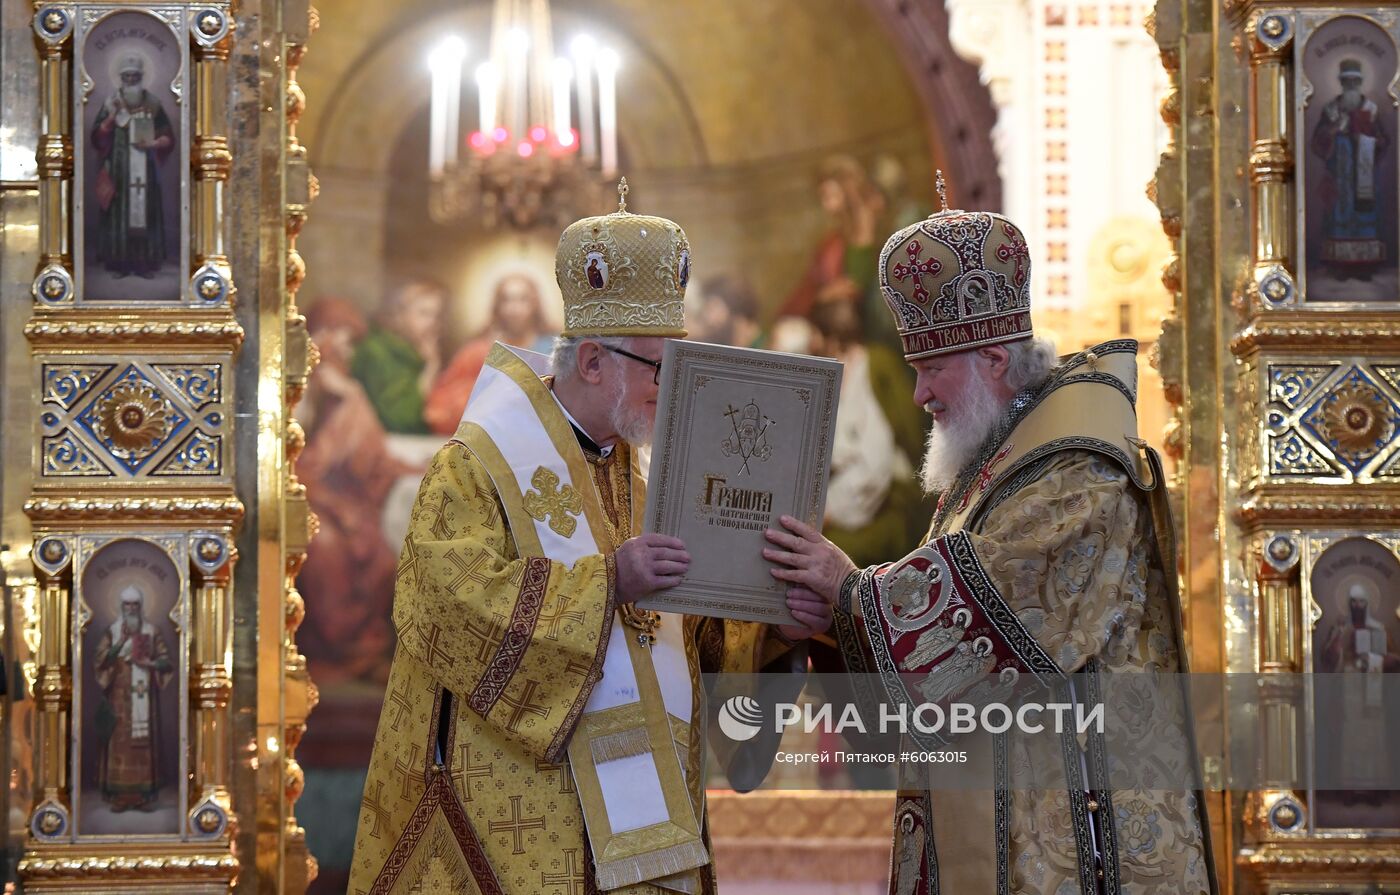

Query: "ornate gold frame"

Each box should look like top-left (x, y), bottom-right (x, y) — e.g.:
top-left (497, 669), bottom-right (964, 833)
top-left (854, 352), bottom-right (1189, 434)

top-left (1154, 1), bottom-right (1400, 891)
top-left (9, 0), bottom-right (319, 890)
top-left (23, 3), bottom-right (242, 889)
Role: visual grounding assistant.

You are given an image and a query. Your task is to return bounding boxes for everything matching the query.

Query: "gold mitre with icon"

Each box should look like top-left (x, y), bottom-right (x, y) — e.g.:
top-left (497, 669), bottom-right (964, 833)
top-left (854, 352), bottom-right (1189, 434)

top-left (555, 178), bottom-right (690, 338)
top-left (878, 172), bottom-right (1034, 360)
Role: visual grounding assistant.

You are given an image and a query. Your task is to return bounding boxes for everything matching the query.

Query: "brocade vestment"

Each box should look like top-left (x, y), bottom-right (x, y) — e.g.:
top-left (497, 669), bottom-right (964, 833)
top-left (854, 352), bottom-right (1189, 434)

top-left (350, 345), bottom-right (793, 895)
top-left (835, 341), bottom-right (1218, 895)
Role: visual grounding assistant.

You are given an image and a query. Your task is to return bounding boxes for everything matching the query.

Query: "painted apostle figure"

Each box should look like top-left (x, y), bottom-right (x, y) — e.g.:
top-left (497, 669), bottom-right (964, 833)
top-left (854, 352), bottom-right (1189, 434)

top-left (764, 190), bottom-right (1218, 894)
top-left (94, 584), bottom-right (174, 811)
top-left (350, 279), bottom-right (447, 434)
top-left (91, 54), bottom-right (174, 279)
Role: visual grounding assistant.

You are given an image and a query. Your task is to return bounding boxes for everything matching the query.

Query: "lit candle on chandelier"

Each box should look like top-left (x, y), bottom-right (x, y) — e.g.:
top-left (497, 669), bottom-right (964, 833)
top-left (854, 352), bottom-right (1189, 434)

top-left (506, 28), bottom-right (530, 142)
top-left (445, 43), bottom-right (464, 168)
top-left (426, 37), bottom-right (466, 177)
top-left (571, 35), bottom-right (597, 164)
top-left (596, 47), bottom-right (620, 177)
top-left (475, 62), bottom-right (498, 138)
top-left (429, 78), bottom-right (444, 176)
top-left (552, 57), bottom-right (574, 149)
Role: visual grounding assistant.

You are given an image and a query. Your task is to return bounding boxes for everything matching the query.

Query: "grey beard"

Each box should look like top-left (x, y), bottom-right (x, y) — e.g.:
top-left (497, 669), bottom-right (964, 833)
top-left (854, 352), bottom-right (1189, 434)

top-left (120, 85), bottom-right (144, 107)
top-left (1341, 89), bottom-right (1364, 110)
top-left (605, 371), bottom-right (654, 448)
top-left (122, 614), bottom-right (141, 633)
top-left (609, 399), bottom-right (654, 448)
top-left (614, 412), bottom-right (653, 448)
top-left (918, 371), bottom-right (1007, 495)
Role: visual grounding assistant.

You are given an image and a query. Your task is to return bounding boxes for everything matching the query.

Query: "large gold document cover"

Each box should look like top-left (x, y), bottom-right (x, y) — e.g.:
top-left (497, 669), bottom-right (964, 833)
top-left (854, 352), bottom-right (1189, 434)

top-left (639, 341), bottom-right (841, 624)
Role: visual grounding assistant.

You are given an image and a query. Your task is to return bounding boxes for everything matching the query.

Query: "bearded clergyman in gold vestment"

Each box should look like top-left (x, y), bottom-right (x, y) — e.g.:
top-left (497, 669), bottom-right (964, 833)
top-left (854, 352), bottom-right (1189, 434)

top-left (350, 185), bottom-right (830, 895)
top-left (765, 192), bottom-right (1218, 894)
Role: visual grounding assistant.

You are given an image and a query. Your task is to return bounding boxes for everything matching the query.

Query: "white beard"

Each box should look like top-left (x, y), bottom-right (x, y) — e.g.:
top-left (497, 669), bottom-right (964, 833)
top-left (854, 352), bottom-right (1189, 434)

top-left (918, 369), bottom-right (1007, 495)
top-left (121, 85), bottom-right (144, 107)
top-left (606, 371), bottom-right (655, 448)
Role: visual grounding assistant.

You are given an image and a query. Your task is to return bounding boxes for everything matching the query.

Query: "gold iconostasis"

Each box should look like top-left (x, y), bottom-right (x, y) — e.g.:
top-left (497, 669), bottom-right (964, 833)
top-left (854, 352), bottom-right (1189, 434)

top-left (1, 0), bottom-right (1399, 892)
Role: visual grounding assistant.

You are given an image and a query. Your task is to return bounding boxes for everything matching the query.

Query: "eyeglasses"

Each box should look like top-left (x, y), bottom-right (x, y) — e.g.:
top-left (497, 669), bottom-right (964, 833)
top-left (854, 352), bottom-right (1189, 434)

top-left (602, 345), bottom-right (664, 385)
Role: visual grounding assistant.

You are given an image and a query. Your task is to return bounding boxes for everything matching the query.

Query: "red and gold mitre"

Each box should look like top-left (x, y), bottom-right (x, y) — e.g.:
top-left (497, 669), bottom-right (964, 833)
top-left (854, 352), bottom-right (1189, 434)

top-left (555, 178), bottom-right (690, 338)
top-left (877, 173), bottom-right (1033, 360)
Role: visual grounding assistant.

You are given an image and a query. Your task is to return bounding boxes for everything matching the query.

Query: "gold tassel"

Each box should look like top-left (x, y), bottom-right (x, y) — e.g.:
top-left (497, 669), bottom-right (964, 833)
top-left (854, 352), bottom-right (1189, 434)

top-left (590, 727), bottom-right (651, 764)
top-left (594, 840), bottom-right (710, 891)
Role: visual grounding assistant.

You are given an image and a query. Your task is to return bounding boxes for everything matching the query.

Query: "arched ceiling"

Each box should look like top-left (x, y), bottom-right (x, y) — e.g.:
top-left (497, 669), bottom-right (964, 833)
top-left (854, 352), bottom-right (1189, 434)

top-left (300, 0), bottom-right (964, 179)
top-left (295, 0), bottom-right (1002, 326)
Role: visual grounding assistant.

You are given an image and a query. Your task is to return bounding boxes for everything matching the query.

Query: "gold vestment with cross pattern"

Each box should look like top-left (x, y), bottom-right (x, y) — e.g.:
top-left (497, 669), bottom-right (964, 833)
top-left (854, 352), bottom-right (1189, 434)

top-left (350, 433), bottom-right (795, 895)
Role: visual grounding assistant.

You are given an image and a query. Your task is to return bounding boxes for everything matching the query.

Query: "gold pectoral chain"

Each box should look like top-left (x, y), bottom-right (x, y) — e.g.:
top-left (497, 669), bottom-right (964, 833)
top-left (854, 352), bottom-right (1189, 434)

top-left (620, 604), bottom-right (661, 647)
top-left (588, 448), bottom-right (661, 646)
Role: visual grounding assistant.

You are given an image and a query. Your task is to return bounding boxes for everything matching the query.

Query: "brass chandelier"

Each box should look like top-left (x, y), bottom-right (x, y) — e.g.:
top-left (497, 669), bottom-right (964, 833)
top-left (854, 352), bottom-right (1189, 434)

top-left (426, 0), bottom-right (621, 229)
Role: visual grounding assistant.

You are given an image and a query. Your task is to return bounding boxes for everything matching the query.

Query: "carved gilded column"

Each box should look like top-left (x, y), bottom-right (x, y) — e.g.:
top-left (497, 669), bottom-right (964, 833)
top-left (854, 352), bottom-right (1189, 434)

top-left (192, 7), bottom-right (236, 307)
top-left (1148, 1), bottom-right (1232, 883)
top-left (1247, 13), bottom-right (1297, 309)
top-left (191, 535), bottom-right (236, 839)
top-left (31, 6), bottom-right (73, 308)
top-left (32, 7), bottom-right (72, 287)
top-left (29, 537), bottom-right (72, 844)
top-left (1148, 1), bottom-right (1186, 487)
top-left (281, 1), bottom-right (319, 889)
top-left (1242, 534), bottom-right (1306, 846)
